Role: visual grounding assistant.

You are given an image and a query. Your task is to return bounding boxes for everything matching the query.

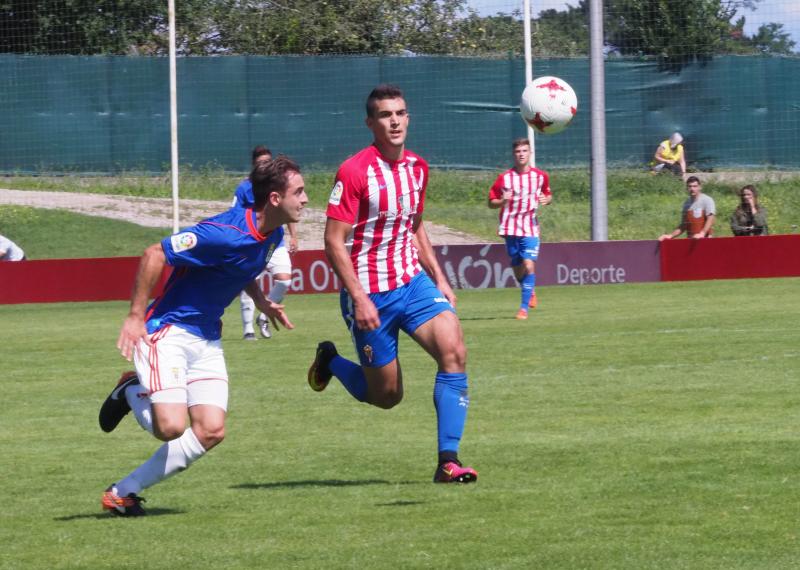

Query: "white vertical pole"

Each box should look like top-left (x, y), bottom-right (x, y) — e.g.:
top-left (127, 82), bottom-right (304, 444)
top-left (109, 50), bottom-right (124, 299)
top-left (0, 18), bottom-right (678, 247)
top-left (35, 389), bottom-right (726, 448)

top-left (589, 0), bottom-right (608, 241)
top-left (168, 0), bottom-right (180, 234)
top-left (523, 0), bottom-right (535, 167)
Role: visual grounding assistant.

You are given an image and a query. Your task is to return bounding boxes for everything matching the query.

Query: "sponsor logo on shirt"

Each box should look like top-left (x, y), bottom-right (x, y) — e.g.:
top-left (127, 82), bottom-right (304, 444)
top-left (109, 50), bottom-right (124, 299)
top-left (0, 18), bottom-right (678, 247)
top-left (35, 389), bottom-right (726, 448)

top-left (329, 180), bottom-right (344, 206)
top-left (170, 232), bottom-right (197, 253)
top-left (265, 243), bottom-right (277, 263)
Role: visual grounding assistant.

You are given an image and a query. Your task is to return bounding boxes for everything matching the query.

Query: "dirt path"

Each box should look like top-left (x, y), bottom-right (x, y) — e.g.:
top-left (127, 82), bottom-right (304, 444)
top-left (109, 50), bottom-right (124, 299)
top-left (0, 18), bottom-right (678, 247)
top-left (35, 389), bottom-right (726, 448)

top-left (0, 188), bottom-right (481, 250)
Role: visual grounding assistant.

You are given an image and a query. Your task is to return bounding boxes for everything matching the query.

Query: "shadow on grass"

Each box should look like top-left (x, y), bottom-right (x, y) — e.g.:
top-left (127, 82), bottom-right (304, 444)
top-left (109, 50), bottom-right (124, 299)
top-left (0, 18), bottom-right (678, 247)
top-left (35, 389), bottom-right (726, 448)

top-left (55, 507), bottom-right (183, 521)
top-left (375, 500), bottom-right (425, 507)
top-left (231, 479), bottom-right (418, 490)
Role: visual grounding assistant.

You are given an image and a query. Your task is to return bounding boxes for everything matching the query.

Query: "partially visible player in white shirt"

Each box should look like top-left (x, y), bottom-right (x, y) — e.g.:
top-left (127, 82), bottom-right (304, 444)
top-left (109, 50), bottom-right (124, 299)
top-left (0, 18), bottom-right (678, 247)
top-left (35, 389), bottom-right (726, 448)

top-left (0, 234), bottom-right (25, 261)
top-left (233, 146), bottom-right (298, 340)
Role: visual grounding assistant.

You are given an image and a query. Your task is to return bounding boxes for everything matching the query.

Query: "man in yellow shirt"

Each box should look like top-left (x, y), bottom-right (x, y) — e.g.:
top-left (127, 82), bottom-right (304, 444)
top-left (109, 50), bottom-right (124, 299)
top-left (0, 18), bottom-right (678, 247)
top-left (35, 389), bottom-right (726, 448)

top-left (651, 132), bottom-right (686, 176)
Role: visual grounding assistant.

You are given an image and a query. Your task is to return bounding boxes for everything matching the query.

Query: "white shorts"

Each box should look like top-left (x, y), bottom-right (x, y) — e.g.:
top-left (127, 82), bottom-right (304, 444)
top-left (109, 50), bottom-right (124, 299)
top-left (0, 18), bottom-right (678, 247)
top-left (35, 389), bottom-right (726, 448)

top-left (133, 325), bottom-right (229, 410)
top-left (266, 241), bottom-right (291, 276)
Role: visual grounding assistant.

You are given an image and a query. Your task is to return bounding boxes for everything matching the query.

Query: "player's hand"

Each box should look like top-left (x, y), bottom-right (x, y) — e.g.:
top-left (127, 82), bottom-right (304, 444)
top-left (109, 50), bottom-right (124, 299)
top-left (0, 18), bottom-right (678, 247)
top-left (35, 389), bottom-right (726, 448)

top-left (117, 315), bottom-right (151, 361)
top-left (437, 279), bottom-right (458, 308)
top-left (264, 301), bottom-right (294, 331)
top-left (691, 231), bottom-right (706, 239)
top-left (502, 190), bottom-right (512, 203)
top-left (354, 298), bottom-right (380, 331)
top-left (658, 234), bottom-right (673, 242)
top-left (288, 236), bottom-right (299, 254)
top-left (540, 194), bottom-right (552, 206)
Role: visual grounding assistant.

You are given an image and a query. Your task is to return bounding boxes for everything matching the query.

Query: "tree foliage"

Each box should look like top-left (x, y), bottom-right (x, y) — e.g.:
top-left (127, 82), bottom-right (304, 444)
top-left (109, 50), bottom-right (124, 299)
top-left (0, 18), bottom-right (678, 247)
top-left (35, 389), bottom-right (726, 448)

top-left (603, 0), bottom-right (796, 66)
top-left (0, 0), bottom-right (795, 58)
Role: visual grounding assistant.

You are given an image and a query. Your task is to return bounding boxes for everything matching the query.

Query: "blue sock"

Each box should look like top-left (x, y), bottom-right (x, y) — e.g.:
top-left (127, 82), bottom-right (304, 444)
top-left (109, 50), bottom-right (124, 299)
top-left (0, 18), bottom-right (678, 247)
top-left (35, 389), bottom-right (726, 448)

top-left (330, 355), bottom-right (368, 402)
top-left (433, 372), bottom-right (469, 454)
top-left (520, 273), bottom-right (535, 309)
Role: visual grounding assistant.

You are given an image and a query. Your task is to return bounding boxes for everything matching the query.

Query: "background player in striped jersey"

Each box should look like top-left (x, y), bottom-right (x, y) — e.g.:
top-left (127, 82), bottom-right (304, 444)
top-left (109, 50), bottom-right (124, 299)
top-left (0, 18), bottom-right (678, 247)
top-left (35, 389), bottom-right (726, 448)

top-left (233, 145), bottom-right (298, 340)
top-left (308, 84), bottom-right (477, 484)
top-left (97, 157), bottom-right (306, 516)
top-left (488, 138), bottom-right (552, 320)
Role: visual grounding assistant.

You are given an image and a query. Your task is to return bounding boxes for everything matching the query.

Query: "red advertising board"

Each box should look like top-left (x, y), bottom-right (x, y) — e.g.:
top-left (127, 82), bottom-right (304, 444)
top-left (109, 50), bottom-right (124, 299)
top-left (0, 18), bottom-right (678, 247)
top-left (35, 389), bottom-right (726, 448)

top-left (6, 235), bottom-right (796, 305)
top-left (660, 234), bottom-right (800, 281)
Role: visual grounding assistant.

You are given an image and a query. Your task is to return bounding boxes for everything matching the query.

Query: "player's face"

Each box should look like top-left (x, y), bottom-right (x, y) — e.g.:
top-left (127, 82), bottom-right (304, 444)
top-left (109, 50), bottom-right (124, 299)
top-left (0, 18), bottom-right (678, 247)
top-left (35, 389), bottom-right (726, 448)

top-left (254, 154), bottom-right (272, 166)
top-left (367, 97), bottom-right (409, 150)
top-left (274, 171), bottom-right (307, 224)
top-left (687, 181), bottom-right (701, 198)
top-left (513, 144), bottom-right (530, 168)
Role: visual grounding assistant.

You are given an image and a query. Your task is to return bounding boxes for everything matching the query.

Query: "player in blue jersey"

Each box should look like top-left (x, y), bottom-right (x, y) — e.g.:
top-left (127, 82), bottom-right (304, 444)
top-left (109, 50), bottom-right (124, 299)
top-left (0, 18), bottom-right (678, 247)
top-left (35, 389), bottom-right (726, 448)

top-left (234, 146), bottom-right (299, 340)
top-left (98, 156), bottom-right (307, 517)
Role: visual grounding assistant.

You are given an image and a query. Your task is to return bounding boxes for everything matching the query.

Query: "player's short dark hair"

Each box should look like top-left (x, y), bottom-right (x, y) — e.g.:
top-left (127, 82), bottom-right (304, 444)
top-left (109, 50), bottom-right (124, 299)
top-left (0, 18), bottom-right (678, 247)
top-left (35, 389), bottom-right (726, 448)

top-left (512, 137), bottom-right (530, 149)
top-left (251, 145), bottom-right (272, 165)
top-left (686, 175), bottom-right (701, 186)
top-left (366, 84), bottom-right (404, 118)
top-left (250, 155), bottom-right (301, 210)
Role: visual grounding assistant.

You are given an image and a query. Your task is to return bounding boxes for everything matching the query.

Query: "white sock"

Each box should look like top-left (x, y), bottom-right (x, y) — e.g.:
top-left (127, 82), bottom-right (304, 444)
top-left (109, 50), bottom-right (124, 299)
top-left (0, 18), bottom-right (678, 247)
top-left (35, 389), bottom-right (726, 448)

top-left (116, 427), bottom-right (206, 496)
top-left (240, 291), bottom-right (255, 334)
top-left (126, 384), bottom-right (153, 433)
top-left (267, 279), bottom-right (291, 304)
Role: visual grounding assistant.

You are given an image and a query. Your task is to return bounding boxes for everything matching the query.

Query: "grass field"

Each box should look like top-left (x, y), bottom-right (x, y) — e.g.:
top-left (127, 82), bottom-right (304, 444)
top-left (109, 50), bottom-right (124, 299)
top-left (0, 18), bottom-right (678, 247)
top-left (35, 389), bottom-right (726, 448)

top-left (2, 169), bottom-right (799, 259)
top-left (2, 279), bottom-right (799, 569)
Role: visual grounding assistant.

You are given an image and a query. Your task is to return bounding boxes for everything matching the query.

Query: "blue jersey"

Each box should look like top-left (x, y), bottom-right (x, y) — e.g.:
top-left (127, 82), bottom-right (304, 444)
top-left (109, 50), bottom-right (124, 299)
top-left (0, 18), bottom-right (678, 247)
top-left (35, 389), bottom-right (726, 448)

top-left (233, 179), bottom-right (255, 208)
top-left (146, 207), bottom-right (284, 340)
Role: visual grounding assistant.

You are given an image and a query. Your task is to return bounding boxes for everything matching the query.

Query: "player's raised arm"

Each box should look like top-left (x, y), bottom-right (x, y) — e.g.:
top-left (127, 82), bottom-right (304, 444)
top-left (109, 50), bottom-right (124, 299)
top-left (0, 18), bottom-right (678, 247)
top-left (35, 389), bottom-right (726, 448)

top-left (117, 243), bottom-right (166, 360)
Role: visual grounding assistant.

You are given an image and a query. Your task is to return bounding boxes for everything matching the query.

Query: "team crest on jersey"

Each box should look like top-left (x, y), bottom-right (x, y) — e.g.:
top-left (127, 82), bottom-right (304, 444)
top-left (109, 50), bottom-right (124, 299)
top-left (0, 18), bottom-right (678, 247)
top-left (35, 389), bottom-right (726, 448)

top-left (362, 344), bottom-right (374, 364)
top-left (329, 180), bottom-right (344, 206)
top-left (170, 232), bottom-right (197, 253)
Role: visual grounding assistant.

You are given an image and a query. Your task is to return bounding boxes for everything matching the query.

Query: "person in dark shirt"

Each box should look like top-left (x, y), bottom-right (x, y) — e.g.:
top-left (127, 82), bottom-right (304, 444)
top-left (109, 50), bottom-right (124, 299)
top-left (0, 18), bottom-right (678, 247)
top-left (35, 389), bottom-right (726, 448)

top-left (730, 185), bottom-right (768, 236)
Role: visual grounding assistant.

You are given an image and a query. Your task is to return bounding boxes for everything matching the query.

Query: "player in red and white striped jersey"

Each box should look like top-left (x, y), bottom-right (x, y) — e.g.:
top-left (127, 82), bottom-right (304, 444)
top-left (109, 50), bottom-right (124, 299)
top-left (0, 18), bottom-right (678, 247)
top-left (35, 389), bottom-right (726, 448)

top-left (308, 84), bottom-right (477, 484)
top-left (488, 138), bottom-right (552, 319)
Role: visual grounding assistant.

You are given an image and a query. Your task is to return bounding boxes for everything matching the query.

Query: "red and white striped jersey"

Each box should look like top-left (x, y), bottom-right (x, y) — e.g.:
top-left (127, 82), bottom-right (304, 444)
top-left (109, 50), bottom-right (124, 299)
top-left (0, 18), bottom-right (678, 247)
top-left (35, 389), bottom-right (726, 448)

top-left (488, 167), bottom-right (551, 237)
top-left (326, 144), bottom-right (428, 293)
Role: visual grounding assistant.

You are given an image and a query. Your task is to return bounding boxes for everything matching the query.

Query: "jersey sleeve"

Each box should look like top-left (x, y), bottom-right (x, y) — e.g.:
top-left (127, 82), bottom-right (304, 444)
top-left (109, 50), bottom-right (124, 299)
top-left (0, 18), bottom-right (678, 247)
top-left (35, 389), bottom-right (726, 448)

top-left (488, 174), bottom-right (506, 201)
top-left (415, 158), bottom-right (429, 215)
top-left (161, 222), bottom-right (230, 268)
top-left (540, 171), bottom-right (552, 197)
top-left (233, 180), bottom-right (254, 209)
top-left (325, 163), bottom-right (362, 225)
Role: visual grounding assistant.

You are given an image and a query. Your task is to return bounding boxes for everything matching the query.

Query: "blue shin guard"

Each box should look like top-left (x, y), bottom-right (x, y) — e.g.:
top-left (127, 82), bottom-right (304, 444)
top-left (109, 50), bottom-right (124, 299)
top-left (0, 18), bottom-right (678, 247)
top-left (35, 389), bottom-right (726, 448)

top-left (433, 372), bottom-right (469, 453)
top-left (330, 355), bottom-right (368, 402)
top-left (520, 272), bottom-right (536, 310)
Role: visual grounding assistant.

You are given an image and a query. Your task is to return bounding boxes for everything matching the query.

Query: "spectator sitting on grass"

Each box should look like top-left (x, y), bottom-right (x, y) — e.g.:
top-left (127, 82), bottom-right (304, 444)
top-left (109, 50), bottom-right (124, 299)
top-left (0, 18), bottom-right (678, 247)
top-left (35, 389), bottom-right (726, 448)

top-left (730, 185), bottom-right (768, 236)
top-left (651, 132), bottom-right (686, 177)
top-left (0, 234), bottom-right (26, 261)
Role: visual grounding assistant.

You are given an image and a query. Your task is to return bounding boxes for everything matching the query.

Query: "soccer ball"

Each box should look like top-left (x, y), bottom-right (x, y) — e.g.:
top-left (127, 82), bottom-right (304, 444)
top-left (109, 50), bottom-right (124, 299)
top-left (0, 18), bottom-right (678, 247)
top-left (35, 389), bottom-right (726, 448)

top-left (519, 76), bottom-right (578, 135)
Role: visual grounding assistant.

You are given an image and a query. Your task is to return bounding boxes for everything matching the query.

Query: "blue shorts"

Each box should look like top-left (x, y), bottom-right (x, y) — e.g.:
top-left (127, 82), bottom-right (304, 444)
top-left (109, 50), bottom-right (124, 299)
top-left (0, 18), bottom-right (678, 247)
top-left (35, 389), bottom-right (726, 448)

top-left (504, 236), bottom-right (540, 266)
top-left (339, 272), bottom-right (455, 368)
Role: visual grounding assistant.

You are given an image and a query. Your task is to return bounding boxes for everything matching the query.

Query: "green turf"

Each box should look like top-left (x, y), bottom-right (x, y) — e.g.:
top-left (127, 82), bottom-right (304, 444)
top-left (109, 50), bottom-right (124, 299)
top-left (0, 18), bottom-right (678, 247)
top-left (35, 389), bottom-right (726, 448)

top-left (2, 279), bottom-right (799, 569)
top-left (2, 169), bottom-right (799, 259)
top-left (0, 206), bottom-right (167, 259)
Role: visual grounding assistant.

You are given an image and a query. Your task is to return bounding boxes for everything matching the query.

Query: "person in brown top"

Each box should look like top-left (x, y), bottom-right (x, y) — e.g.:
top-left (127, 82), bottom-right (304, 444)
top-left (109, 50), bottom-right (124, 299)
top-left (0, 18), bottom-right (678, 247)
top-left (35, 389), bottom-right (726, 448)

top-left (659, 176), bottom-right (716, 241)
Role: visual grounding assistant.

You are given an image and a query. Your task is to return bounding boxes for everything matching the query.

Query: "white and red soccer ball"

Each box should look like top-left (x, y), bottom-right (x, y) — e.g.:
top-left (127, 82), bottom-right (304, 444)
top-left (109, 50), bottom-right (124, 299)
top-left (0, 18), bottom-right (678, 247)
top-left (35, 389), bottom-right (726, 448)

top-left (520, 76), bottom-right (578, 135)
